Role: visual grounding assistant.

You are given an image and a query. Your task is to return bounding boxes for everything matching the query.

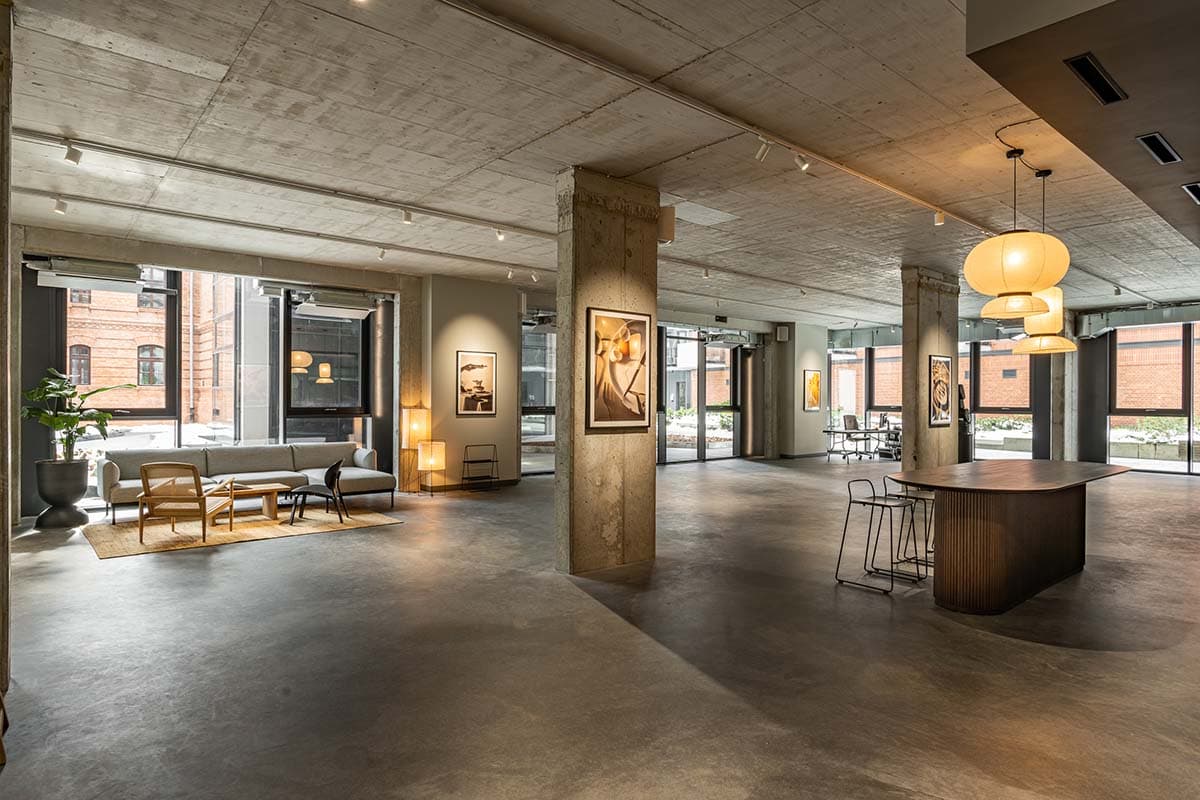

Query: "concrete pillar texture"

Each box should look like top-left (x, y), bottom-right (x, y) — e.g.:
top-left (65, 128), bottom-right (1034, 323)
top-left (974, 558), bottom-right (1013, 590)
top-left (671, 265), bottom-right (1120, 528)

top-left (901, 266), bottom-right (960, 471)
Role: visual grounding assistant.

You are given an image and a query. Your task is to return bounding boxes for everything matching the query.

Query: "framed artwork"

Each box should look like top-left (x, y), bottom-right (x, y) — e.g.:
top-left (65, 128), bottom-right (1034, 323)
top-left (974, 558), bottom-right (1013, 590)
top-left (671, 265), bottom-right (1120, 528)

top-left (929, 354), bottom-right (952, 428)
top-left (803, 369), bottom-right (821, 412)
top-left (456, 350), bottom-right (496, 416)
top-left (586, 307), bottom-right (651, 429)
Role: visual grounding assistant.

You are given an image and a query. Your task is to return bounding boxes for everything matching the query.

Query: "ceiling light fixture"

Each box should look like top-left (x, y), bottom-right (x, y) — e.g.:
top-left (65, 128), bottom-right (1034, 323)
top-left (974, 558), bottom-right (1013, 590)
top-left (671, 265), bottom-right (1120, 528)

top-left (506, 268), bottom-right (513, 280)
top-left (964, 150), bottom-right (1069, 319)
top-left (402, 210), bottom-right (413, 224)
top-left (1013, 286), bottom-right (1076, 354)
top-left (794, 153), bottom-right (810, 171)
top-left (64, 144), bottom-right (83, 166)
top-left (377, 248), bottom-right (386, 260)
top-left (703, 268), bottom-right (710, 279)
top-left (934, 210), bottom-right (945, 226)
top-left (754, 138), bottom-right (771, 162)
top-left (53, 198), bottom-right (67, 214)
top-left (1114, 286), bottom-right (1122, 296)
top-left (495, 229), bottom-right (505, 241)
top-left (530, 272), bottom-right (538, 283)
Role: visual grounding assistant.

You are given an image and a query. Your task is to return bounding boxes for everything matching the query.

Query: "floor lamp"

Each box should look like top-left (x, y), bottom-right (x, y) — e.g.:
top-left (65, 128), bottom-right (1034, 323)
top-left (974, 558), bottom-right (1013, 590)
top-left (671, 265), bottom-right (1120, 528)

top-left (417, 440), bottom-right (446, 497)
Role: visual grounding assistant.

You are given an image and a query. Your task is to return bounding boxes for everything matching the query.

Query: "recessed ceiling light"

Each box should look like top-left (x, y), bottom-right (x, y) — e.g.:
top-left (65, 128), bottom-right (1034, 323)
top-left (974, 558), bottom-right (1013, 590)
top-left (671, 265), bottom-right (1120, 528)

top-left (402, 210), bottom-right (413, 224)
top-left (495, 229), bottom-right (505, 241)
top-left (64, 145), bottom-right (83, 166)
top-left (53, 198), bottom-right (67, 214)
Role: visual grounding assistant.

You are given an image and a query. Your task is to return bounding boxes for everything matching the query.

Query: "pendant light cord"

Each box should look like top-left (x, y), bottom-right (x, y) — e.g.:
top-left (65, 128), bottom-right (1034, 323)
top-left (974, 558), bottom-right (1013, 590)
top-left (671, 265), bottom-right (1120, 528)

top-left (1013, 156), bottom-right (1018, 230)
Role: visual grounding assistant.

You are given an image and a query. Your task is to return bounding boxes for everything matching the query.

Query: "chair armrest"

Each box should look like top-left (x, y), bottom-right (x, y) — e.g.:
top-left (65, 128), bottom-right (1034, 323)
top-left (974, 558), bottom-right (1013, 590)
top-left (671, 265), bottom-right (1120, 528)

top-left (97, 458), bottom-right (120, 502)
top-left (353, 448), bottom-right (377, 470)
top-left (205, 478), bottom-right (236, 496)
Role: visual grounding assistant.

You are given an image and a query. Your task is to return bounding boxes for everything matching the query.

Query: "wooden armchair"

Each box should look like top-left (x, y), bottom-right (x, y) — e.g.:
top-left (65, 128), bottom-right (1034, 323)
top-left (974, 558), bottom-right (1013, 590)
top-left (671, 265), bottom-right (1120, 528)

top-left (137, 462), bottom-right (235, 543)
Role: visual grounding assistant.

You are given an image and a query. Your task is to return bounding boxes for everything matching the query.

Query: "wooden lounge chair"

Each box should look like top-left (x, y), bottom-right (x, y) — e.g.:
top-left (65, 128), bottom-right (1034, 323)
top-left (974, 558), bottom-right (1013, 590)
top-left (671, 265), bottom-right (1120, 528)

top-left (137, 462), bottom-right (235, 543)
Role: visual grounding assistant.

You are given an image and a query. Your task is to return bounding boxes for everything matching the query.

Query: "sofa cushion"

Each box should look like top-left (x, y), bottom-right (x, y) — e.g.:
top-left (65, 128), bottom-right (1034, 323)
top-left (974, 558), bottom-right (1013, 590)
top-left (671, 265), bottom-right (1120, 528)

top-left (291, 442), bottom-right (359, 471)
top-left (299, 467), bottom-right (396, 494)
top-left (209, 471), bottom-right (309, 490)
top-left (106, 448), bottom-right (208, 481)
top-left (110, 476), bottom-right (215, 503)
top-left (205, 445), bottom-right (295, 476)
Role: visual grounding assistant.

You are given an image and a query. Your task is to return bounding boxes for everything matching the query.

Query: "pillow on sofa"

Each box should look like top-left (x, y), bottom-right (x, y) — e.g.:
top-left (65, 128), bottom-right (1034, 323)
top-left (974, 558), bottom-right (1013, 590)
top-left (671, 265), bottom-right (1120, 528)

top-left (107, 448), bottom-right (208, 480)
top-left (205, 444), bottom-right (296, 476)
top-left (291, 441), bottom-right (359, 471)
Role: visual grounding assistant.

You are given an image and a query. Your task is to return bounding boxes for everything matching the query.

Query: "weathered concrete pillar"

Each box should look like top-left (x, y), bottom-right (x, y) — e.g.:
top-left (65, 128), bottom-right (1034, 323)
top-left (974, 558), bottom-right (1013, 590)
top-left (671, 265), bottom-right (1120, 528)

top-left (555, 168), bottom-right (657, 574)
top-left (900, 266), bottom-right (959, 471)
top-left (1049, 311), bottom-right (1078, 461)
top-left (1, 0), bottom-right (14, 701)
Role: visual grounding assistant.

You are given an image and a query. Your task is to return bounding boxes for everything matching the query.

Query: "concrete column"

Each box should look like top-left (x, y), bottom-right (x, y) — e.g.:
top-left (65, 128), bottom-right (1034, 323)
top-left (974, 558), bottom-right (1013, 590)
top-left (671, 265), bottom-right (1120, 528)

top-left (555, 167), bottom-right (658, 574)
top-left (1050, 311), bottom-right (1079, 461)
top-left (900, 266), bottom-right (959, 471)
top-left (1, 0), bottom-right (13, 698)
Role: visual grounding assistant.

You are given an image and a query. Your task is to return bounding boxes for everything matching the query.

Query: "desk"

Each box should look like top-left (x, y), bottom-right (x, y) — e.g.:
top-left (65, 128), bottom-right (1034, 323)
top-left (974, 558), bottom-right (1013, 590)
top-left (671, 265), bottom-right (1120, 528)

top-left (889, 461), bottom-right (1128, 614)
top-left (822, 427), bottom-right (893, 460)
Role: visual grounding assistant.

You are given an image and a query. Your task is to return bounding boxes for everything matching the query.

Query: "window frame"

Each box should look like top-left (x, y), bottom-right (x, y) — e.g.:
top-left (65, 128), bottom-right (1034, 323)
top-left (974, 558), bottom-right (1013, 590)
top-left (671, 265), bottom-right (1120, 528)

top-left (283, 290), bottom-right (371, 418)
top-left (866, 346), bottom-right (901, 413)
top-left (68, 288), bottom-right (91, 304)
top-left (971, 340), bottom-right (1033, 414)
top-left (68, 344), bottom-right (91, 385)
top-left (137, 344), bottom-right (167, 386)
top-left (1108, 322), bottom-right (1191, 417)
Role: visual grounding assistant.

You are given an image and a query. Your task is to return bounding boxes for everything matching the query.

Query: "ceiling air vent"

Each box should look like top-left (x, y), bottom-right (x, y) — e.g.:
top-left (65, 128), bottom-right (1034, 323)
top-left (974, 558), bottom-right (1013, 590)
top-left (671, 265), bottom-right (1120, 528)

top-left (1136, 132), bottom-right (1182, 165)
top-left (1183, 183), bottom-right (1200, 206)
top-left (1064, 52), bottom-right (1127, 105)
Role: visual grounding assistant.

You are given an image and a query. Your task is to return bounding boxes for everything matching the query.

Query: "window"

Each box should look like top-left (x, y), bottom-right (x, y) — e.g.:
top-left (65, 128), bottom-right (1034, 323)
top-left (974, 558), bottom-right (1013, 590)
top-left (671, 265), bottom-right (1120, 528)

top-left (957, 341), bottom-right (971, 411)
top-left (138, 268), bottom-right (167, 308)
top-left (1001, 368), bottom-right (1018, 379)
top-left (829, 348), bottom-right (866, 423)
top-left (137, 345), bottom-right (165, 386)
top-left (1108, 323), bottom-right (1190, 472)
top-left (972, 339), bottom-right (1032, 461)
top-left (69, 289), bottom-right (91, 304)
top-left (868, 345), bottom-right (902, 411)
top-left (286, 294), bottom-right (368, 414)
top-left (521, 328), bottom-right (556, 475)
top-left (68, 344), bottom-right (91, 385)
top-left (212, 352), bottom-right (221, 387)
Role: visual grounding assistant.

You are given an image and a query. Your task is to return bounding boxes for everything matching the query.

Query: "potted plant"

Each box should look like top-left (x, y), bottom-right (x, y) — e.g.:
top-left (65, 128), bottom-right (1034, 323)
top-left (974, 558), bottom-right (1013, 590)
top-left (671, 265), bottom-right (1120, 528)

top-left (21, 368), bottom-right (132, 528)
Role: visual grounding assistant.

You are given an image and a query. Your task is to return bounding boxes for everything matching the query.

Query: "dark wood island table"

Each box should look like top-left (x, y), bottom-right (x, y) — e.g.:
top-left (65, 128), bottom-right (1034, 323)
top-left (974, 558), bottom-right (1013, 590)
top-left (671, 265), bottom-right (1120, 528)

top-left (889, 460), bottom-right (1129, 614)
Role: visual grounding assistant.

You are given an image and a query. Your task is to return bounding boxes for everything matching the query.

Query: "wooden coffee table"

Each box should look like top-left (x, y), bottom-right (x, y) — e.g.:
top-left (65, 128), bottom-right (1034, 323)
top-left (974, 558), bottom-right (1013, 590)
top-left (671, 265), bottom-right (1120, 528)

top-left (214, 482), bottom-right (293, 522)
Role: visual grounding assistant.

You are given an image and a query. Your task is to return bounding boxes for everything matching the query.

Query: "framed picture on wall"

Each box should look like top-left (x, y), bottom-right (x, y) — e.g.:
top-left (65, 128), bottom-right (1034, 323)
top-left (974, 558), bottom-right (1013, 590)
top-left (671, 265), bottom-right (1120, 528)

top-left (929, 354), bottom-right (952, 428)
top-left (456, 350), bottom-right (496, 416)
top-left (803, 369), bottom-right (821, 412)
top-left (586, 307), bottom-right (651, 429)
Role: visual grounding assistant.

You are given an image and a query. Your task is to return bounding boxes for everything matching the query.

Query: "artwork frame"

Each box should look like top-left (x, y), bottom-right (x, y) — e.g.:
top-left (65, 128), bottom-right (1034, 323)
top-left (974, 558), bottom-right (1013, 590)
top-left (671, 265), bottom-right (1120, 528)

top-left (456, 350), bottom-right (496, 417)
top-left (586, 307), bottom-right (652, 429)
top-left (803, 369), bottom-right (821, 412)
top-left (929, 354), bottom-right (952, 428)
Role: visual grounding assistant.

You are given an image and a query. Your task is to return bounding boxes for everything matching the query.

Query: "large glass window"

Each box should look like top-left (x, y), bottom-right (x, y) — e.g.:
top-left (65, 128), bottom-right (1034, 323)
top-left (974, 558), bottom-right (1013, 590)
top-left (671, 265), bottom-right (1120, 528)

top-left (957, 341), bottom-right (971, 412)
top-left (1108, 324), bottom-right (1189, 472)
top-left (286, 296), bottom-right (367, 414)
top-left (521, 328), bottom-right (556, 475)
top-left (829, 347), bottom-right (865, 425)
top-left (869, 345), bottom-right (902, 411)
top-left (663, 327), bottom-right (700, 462)
top-left (973, 339), bottom-right (1032, 460)
top-left (703, 344), bottom-right (737, 460)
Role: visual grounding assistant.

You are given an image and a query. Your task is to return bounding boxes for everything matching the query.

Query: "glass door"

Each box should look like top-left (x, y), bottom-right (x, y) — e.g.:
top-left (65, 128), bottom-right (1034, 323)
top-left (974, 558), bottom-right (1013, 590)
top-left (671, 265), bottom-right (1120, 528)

top-left (662, 328), bottom-right (701, 462)
top-left (703, 343), bottom-right (737, 459)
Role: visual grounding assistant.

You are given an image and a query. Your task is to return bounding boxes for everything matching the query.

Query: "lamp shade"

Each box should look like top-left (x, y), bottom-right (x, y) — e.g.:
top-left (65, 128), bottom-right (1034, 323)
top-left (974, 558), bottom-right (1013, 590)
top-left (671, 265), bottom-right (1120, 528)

top-left (290, 350), bottom-right (313, 374)
top-left (980, 294), bottom-right (1050, 320)
top-left (315, 362), bottom-right (334, 384)
top-left (1013, 335), bottom-right (1077, 355)
top-left (401, 407), bottom-right (430, 449)
top-left (963, 231), bottom-right (1070, 297)
top-left (1023, 287), bottom-right (1065, 336)
top-left (417, 440), bottom-right (446, 471)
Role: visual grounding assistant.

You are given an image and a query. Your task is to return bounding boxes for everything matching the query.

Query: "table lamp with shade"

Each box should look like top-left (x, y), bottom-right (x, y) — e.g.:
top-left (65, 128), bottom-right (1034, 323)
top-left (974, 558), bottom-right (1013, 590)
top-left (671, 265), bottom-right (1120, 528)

top-left (417, 440), bottom-right (446, 497)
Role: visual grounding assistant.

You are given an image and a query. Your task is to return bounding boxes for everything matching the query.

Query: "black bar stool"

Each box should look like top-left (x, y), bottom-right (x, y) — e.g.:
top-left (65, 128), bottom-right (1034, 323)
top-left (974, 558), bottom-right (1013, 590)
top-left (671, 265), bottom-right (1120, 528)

top-left (884, 475), bottom-right (935, 571)
top-left (835, 478), bottom-right (923, 594)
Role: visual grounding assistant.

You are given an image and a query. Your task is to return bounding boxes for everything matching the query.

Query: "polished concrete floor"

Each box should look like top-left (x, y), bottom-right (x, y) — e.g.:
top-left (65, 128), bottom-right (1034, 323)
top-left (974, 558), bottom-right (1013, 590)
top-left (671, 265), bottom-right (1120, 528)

top-left (2, 458), bottom-right (1198, 799)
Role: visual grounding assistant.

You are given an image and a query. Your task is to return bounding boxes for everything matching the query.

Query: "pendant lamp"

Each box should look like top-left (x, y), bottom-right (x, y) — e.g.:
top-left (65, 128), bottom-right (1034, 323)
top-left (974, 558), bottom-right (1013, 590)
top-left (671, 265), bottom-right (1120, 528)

top-left (1013, 286), bottom-right (1076, 355)
top-left (965, 154), bottom-right (1069, 319)
top-left (290, 350), bottom-right (313, 374)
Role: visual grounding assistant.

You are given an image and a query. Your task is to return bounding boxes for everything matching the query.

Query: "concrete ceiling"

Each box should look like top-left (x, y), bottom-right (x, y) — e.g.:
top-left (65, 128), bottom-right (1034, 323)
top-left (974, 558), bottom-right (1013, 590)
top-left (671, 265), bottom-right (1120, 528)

top-left (9, 0), bottom-right (1200, 328)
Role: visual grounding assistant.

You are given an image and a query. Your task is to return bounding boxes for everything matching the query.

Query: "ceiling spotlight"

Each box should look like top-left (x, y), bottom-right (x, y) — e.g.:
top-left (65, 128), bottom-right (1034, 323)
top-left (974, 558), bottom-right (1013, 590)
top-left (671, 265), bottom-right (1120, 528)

top-left (64, 144), bottom-right (83, 166)
top-left (377, 248), bottom-right (386, 260)
top-left (965, 320), bottom-right (973, 328)
top-left (1113, 286), bottom-right (1122, 296)
top-left (703, 268), bottom-right (710, 279)
top-left (495, 229), bottom-right (505, 242)
top-left (506, 269), bottom-right (513, 280)
top-left (794, 153), bottom-right (810, 172)
top-left (853, 321), bottom-right (860, 328)
top-left (402, 210), bottom-right (413, 224)
top-left (890, 325), bottom-right (897, 333)
top-left (53, 198), bottom-right (67, 215)
top-left (934, 210), bottom-right (945, 226)
top-left (754, 138), bottom-right (771, 162)
top-left (531, 272), bottom-right (538, 283)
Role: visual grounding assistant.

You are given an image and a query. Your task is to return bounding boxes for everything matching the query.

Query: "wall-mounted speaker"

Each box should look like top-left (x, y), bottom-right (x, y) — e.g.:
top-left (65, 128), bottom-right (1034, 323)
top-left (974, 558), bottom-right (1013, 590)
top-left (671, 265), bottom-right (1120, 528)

top-left (775, 325), bottom-right (790, 342)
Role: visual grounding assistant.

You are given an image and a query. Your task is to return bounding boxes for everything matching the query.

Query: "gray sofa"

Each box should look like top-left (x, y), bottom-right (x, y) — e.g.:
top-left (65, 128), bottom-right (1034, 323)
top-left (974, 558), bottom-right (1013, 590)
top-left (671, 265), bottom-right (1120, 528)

top-left (97, 442), bottom-right (396, 522)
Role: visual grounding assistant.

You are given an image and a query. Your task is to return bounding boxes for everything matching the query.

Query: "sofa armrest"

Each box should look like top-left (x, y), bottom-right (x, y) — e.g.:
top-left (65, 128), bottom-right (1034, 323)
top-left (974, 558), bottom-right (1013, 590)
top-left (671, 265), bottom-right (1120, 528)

top-left (352, 448), bottom-right (377, 470)
top-left (97, 458), bottom-right (121, 502)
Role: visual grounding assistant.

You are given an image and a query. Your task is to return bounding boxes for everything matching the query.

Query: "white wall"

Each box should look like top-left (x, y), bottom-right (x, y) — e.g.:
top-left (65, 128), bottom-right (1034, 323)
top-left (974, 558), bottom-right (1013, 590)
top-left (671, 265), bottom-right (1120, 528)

top-left (776, 322), bottom-right (829, 457)
top-left (424, 275), bottom-right (522, 486)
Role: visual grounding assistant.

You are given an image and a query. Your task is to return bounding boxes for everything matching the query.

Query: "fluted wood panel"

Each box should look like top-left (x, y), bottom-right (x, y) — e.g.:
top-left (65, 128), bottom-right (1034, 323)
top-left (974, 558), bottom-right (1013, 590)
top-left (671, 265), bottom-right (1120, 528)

top-left (934, 487), bottom-right (1085, 614)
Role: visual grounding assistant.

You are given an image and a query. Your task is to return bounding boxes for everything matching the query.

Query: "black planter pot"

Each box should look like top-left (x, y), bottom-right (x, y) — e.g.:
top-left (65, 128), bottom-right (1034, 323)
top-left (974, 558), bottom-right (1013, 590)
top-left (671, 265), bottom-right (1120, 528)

top-left (35, 459), bottom-right (91, 529)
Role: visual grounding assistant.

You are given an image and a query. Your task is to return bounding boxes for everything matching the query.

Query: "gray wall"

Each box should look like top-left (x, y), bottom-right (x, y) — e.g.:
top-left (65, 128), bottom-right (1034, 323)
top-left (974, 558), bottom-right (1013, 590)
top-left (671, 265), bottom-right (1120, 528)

top-left (775, 322), bottom-right (829, 457)
top-left (424, 274), bottom-right (522, 487)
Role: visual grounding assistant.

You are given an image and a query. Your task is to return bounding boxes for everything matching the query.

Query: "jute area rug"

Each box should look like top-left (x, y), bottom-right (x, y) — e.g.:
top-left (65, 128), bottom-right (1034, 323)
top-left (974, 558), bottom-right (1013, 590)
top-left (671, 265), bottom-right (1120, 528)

top-left (82, 508), bottom-right (402, 559)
